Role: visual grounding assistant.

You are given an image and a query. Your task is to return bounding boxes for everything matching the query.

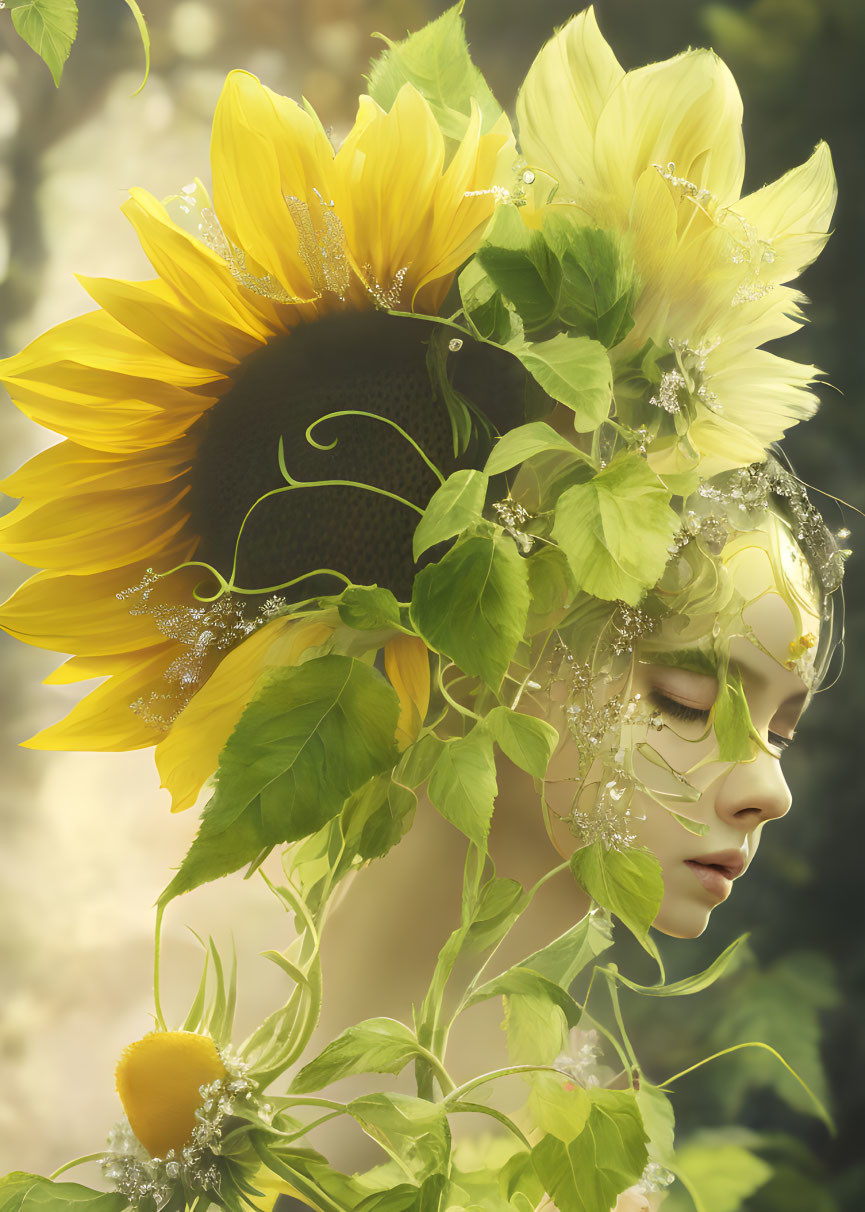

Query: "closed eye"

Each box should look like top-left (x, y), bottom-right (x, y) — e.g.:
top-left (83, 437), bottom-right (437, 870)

top-left (649, 689), bottom-right (711, 723)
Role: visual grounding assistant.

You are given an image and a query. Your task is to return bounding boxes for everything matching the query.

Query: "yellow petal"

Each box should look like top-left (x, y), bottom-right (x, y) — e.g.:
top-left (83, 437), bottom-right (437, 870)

top-left (334, 87), bottom-right (446, 307)
top-left (734, 141), bottom-right (836, 282)
top-left (413, 101), bottom-right (516, 311)
top-left (156, 617), bottom-right (335, 812)
top-left (78, 275), bottom-right (261, 374)
top-left (116, 1030), bottom-right (226, 1159)
top-left (0, 549), bottom-right (193, 656)
top-left (517, 8), bottom-right (623, 192)
top-left (0, 482), bottom-right (191, 573)
top-left (1, 436), bottom-right (195, 502)
top-left (23, 643), bottom-right (181, 750)
top-left (122, 187), bottom-right (285, 342)
top-left (247, 1168), bottom-right (315, 1212)
top-left (1, 308), bottom-right (222, 386)
top-left (384, 634), bottom-right (430, 750)
top-left (211, 70), bottom-right (336, 298)
top-left (0, 312), bottom-right (220, 451)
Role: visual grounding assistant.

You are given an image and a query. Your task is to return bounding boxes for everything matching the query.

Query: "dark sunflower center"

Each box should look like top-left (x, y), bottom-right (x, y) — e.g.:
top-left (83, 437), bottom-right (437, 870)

top-left (189, 312), bottom-right (527, 603)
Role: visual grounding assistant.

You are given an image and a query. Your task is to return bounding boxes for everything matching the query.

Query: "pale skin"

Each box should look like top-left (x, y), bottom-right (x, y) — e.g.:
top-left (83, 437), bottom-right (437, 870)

top-left (536, 529), bottom-right (822, 939)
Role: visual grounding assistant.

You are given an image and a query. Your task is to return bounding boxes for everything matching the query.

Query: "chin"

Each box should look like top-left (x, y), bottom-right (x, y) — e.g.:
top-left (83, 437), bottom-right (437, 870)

top-left (652, 901), bottom-right (712, 939)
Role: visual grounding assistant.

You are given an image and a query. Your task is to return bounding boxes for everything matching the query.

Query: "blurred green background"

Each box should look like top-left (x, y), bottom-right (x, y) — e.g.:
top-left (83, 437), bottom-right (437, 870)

top-left (0, 0), bottom-right (862, 1207)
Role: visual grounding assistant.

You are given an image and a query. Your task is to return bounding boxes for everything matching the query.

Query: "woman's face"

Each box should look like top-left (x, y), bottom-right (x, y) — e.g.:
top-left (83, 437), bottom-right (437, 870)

top-left (543, 528), bottom-right (822, 938)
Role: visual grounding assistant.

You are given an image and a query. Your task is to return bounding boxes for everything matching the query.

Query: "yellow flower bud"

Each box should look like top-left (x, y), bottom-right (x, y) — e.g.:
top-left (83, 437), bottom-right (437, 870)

top-left (115, 1030), bottom-right (227, 1158)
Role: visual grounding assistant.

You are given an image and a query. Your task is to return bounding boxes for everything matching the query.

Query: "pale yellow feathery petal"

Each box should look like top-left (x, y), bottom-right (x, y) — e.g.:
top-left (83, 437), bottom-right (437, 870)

top-left (592, 49), bottom-right (745, 227)
top-left (516, 8), bottom-right (624, 197)
top-left (734, 141), bottom-right (836, 282)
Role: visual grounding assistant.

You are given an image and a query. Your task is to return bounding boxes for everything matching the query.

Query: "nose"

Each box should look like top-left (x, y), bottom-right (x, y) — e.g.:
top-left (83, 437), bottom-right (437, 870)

top-left (714, 745), bottom-right (792, 830)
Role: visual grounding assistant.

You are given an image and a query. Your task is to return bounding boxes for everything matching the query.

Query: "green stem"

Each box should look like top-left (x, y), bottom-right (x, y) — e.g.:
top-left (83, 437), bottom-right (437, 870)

top-left (438, 661), bottom-right (482, 722)
top-left (49, 1154), bottom-right (106, 1179)
top-left (658, 1040), bottom-right (832, 1126)
top-left (305, 410), bottom-right (446, 485)
top-left (444, 1063), bottom-right (563, 1106)
top-left (153, 903), bottom-right (167, 1031)
top-left (603, 966), bottom-right (639, 1072)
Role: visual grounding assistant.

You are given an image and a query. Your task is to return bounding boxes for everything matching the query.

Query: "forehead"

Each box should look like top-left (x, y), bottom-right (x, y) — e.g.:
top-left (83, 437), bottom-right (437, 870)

top-left (649, 513), bottom-right (822, 680)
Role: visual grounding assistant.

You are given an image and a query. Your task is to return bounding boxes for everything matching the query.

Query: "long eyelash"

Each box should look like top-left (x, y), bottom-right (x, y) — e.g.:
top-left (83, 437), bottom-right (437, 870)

top-left (649, 690), bottom-right (710, 723)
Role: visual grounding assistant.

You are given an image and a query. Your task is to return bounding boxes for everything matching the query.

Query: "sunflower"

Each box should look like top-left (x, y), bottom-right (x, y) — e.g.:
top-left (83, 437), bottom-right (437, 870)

top-left (516, 6), bottom-right (836, 475)
top-left (0, 71), bottom-right (511, 809)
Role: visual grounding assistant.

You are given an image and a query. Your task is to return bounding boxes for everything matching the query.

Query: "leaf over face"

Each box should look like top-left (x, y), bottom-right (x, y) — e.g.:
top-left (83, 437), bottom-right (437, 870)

top-left (410, 531), bottom-right (530, 690)
top-left (552, 454), bottom-right (679, 605)
top-left (10, 0), bottom-right (78, 86)
top-left (570, 843), bottom-right (663, 955)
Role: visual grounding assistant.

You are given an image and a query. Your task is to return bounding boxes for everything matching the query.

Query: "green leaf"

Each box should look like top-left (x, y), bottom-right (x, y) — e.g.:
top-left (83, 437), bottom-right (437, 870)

top-left (160, 656), bottom-right (400, 903)
top-left (608, 934), bottom-right (749, 999)
top-left (636, 1083), bottom-right (676, 1168)
top-left (338, 586), bottom-right (402, 630)
top-left (469, 966), bottom-right (583, 1023)
top-left (474, 207), bottom-right (560, 332)
top-left (708, 952), bottom-right (839, 1124)
top-left (291, 1019), bottom-right (421, 1093)
top-left (713, 669), bottom-right (754, 762)
top-left (484, 705), bottom-right (558, 779)
top-left (411, 531), bottom-right (530, 690)
top-left (483, 421), bottom-right (592, 476)
top-left (671, 1135), bottom-right (772, 1212)
top-left (347, 1093), bottom-right (450, 1181)
top-left (531, 1090), bottom-right (648, 1212)
top-left (10, 0), bottom-right (77, 86)
top-left (552, 454), bottom-right (679, 605)
top-left (0, 1174), bottom-right (127, 1212)
top-left (354, 1188), bottom-right (420, 1212)
top-left (528, 1072), bottom-right (591, 1144)
top-left (342, 773), bottom-right (413, 864)
top-left (427, 727), bottom-right (497, 847)
top-left (463, 876), bottom-right (527, 952)
top-left (527, 546), bottom-right (576, 631)
top-left (570, 843), bottom-right (663, 954)
top-left (503, 984), bottom-right (569, 1066)
top-left (541, 212), bottom-right (637, 348)
top-left (367, 3), bottom-right (504, 140)
top-left (519, 912), bottom-right (614, 989)
top-left (412, 469), bottom-right (489, 561)
top-left (459, 258), bottom-right (516, 344)
top-left (393, 732), bottom-right (445, 789)
top-left (506, 334), bottom-right (612, 431)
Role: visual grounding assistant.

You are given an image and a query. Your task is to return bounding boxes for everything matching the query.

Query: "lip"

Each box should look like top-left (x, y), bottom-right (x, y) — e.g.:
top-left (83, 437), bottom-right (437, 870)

top-left (683, 850), bottom-right (746, 901)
